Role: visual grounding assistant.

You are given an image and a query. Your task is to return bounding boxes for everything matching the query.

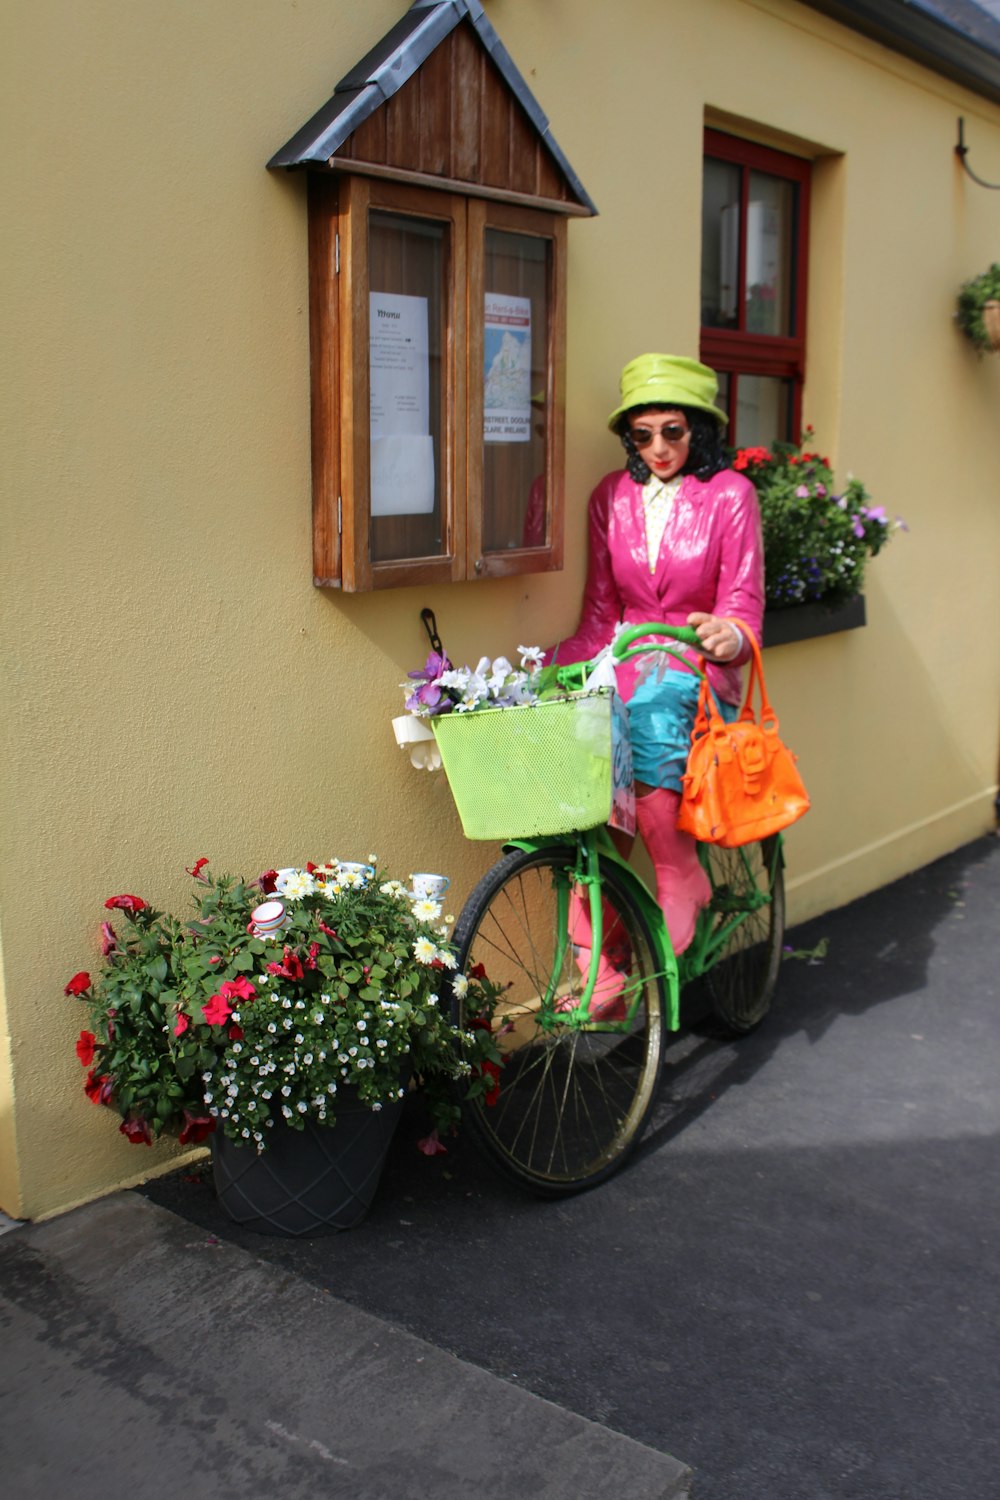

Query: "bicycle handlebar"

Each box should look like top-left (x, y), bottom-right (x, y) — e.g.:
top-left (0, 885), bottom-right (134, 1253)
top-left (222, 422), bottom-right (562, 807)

top-left (553, 622), bottom-right (704, 693)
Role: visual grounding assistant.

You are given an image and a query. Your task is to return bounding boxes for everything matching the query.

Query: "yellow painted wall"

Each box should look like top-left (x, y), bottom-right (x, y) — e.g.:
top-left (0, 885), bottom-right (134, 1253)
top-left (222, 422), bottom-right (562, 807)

top-left (3, 0), bottom-right (998, 1219)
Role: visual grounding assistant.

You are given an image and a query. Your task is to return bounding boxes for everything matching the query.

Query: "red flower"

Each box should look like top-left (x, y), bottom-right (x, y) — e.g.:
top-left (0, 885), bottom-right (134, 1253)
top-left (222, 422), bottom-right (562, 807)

top-left (104, 894), bottom-right (147, 913)
top-left (317, 920), bottom-right (338, 940)
top-left (185, 857), bottom-right (210, 880)
top-left (416, 1130), bottom-right (449, 1156)
top-left (201, 993), bottom-right (233, 1027)
top-left (228, 1025), bottom-right (244, 1042)
top-left (75, 1030), bottom-right (97, 1067)
top-left (306, 861), bottom-right (318, 874)
top-left (83, 1070), bottom-right (113, 1106)
top-left (209, 955), bottom-right (222, 965)
top-left (258, 870), bottom-right (278, 894)
top-left (480, 1059), bottom-right (502, 1107)
top-left (119, 1115), bottom-right (153, 1145)
top-left (733, 445), bottom-right (773, 472)
top-left (219, 976), bottom-right (256, 1002)
top-left (468, 962), bottom-right (488, 981)
top-left (306, 942), bottom-right (320, 970)
top-left (64, 971), bottom-right (91, 997)
top-left (173, 1012), bottom-right (189, 1038)
top-left (100, 922), bottom-right (118, 955)
top-left (267, 948), bottom-right (304, 982)
top-left (178, 1111), bottom-right (216, 1146)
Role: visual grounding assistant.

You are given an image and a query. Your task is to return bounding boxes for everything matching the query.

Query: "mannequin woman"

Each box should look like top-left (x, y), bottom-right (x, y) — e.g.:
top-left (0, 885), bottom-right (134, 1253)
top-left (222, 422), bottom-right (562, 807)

top-left (551, 354), bottom-right (764, 972)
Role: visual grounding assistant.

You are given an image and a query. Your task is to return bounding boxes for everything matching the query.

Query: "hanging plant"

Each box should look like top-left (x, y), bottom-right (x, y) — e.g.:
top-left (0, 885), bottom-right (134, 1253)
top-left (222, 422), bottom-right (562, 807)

top-left (955, 263), bottom-right (1000, 352)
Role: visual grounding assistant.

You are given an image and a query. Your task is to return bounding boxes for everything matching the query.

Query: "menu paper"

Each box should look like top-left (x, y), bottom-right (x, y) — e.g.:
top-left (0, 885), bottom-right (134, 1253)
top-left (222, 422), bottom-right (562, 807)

top-left (484, 292), bottom-right (531, 443)
top-left (369, 292), bottom-right (434, 516)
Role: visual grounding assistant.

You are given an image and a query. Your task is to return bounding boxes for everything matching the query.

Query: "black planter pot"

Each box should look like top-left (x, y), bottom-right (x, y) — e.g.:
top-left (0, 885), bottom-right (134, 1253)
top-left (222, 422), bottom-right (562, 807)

top-left (211, 1092), bottom-right (405, 1237)
top-left (762, 593), bottom-right (866, 648)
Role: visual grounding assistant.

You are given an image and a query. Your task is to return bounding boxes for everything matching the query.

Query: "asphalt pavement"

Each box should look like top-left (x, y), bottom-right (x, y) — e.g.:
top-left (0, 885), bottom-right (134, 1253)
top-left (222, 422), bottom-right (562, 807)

top-left (2, 832), bottom-right (998, 1500)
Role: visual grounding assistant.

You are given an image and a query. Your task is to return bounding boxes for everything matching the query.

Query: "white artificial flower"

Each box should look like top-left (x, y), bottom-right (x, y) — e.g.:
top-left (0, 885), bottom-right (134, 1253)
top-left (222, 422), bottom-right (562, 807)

top-left (518, 644), bottom-right (545, 670)
top-left (413, 936), bottom-right (437, 964)
top-left (435, 948), bottom-right (457, 970)
top-left (452, 974), bottom-right (469, 999)
top-left (412, 898), bottom-right (442, 922)
top-left (277, 869), bottom-right (316, 901)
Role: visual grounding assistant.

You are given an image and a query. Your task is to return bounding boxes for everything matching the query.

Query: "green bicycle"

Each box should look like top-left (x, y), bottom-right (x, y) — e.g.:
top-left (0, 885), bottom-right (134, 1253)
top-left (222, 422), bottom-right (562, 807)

top-left (438, 624), bottom-right (786, 1197)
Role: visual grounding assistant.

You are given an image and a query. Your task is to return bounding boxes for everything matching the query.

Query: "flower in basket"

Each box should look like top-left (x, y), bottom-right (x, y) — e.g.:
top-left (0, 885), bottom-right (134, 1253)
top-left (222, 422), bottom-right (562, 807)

top-left (66, 859), bottom-right (500, 1152)
top-left (733, 431), bottom-right (905, 609)
top-left (404, 644), bottom-right (545, 717)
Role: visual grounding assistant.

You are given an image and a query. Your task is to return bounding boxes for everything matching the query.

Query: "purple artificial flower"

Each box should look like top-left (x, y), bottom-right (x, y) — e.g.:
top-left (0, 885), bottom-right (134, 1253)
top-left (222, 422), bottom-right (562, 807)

top-left (862, 505), bottom-right (887, 523)
top-left (852, 517), bottom-right (866, 538)
top-left (407, 650), bottom-right (451, 684)
top-left (795, 485), bottom-right (810, 499)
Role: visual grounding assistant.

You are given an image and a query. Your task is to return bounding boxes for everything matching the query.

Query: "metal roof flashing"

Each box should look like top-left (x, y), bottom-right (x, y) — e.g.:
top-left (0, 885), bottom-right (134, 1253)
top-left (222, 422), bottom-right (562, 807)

top-left (267, 0), bottom-right (597, 215)
top-left (801, 0), bottom-right (1000, 104)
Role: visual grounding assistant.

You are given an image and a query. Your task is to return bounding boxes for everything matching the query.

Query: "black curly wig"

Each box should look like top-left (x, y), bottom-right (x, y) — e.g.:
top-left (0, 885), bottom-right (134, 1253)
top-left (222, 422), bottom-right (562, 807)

top-left (614, 403), bottom-right (729, 484)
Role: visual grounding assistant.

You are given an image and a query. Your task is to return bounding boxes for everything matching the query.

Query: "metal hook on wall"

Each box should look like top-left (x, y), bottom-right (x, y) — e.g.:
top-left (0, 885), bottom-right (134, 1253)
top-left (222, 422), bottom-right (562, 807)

top-left (956, 117), bottom-right (1000, 189)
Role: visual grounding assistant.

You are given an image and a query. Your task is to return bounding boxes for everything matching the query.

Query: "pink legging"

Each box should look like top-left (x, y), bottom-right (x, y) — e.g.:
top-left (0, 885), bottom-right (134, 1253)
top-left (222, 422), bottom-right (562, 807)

top-left (635, 787), bottom-right (711, 955)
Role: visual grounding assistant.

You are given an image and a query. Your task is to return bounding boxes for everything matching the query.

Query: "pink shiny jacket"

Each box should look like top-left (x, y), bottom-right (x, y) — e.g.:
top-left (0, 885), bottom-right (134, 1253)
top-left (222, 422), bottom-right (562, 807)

top-left (552, 467), bottom-right (765, 706)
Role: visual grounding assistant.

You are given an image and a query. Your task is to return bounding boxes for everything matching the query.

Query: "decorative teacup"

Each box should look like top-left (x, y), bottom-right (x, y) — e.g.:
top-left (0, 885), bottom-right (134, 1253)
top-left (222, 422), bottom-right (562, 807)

top-left (250, 900), bottom-right (289, 938)
top-left (411, 872), bottom-right (450, 901)
top-left (337, 861), bottom-right (374, 882)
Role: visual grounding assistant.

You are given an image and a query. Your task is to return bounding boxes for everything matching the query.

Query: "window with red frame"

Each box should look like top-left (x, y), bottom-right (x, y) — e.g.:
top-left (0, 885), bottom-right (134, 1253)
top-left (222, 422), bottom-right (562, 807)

top-left (700, 129), bottom-right (810, 449)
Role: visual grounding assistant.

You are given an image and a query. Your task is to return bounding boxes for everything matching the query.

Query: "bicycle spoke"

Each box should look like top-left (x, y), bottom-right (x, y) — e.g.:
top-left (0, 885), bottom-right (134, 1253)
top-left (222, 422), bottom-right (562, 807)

top-left (451, 847), bottom-right (667, 1195)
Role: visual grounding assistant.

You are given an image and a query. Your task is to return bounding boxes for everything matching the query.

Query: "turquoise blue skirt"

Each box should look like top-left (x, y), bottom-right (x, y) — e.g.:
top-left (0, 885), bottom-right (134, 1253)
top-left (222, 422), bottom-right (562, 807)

top-left (626, 670), bottom-right (738, 791)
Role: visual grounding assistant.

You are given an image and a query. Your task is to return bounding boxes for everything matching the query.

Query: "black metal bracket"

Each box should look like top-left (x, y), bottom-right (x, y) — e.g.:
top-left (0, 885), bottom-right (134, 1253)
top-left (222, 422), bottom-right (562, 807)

top-left (956, 117), bottom-right (1000, 189)
top-left (420, 607), bottom-right (445, 658)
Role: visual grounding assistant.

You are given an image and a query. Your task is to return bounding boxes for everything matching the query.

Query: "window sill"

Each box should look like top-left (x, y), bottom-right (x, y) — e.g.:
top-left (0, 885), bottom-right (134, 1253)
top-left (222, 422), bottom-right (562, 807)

top-left (762, 593), bottom-right (866, 648)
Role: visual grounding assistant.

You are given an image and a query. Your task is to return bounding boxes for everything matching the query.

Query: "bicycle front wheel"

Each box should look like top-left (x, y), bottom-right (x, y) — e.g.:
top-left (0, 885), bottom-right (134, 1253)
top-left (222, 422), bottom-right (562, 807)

top-left (450, 846), bottom-right (666, 1197)
top-left (703, 836), bottom-right (785, 1035)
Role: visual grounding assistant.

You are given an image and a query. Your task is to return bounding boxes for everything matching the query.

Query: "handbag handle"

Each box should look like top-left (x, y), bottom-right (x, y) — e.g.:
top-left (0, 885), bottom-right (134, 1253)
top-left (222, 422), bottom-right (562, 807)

top-left (689, 619), bottom-right (779, 741)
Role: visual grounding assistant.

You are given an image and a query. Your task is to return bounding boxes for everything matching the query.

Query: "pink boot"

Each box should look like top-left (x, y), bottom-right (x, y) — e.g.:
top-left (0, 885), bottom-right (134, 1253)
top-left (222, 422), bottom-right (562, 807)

top-left (635, 788), bottom-right (712, 955)
top-left (557, 888), bottom-right (629, 1021)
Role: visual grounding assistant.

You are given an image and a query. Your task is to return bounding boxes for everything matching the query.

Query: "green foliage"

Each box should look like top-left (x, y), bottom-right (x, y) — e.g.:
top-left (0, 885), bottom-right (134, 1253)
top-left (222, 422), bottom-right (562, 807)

top-left (67, 863), bottom-right (499, 1151)
top-left (955, 263), bottom-right (1000, 352)
top-left (732, 432), bottom-right (904, 610)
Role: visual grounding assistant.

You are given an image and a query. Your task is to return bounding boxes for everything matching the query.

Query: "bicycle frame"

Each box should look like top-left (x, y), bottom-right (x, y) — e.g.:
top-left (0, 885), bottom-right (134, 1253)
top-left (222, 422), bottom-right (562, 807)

top-left (503, 828), bottom-right (783, 1034)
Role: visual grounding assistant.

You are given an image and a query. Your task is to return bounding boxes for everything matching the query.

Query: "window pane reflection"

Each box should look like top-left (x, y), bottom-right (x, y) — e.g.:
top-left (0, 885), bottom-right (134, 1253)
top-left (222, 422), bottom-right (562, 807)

top-left (368, 211), bottom-right (446, 565)
top-left (735, 375), bottom-right (792, 447)
top-left (701, 158), bottom-right (741, 329)
top-left (746, 172), bottom-right (794, 336)
top-left (483, 228), bottom-right (550, 552)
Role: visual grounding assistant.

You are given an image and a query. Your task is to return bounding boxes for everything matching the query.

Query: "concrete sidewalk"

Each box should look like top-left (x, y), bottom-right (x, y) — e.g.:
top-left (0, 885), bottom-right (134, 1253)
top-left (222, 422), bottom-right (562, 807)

top-left (0, 1191), bottom-right (690, 1499)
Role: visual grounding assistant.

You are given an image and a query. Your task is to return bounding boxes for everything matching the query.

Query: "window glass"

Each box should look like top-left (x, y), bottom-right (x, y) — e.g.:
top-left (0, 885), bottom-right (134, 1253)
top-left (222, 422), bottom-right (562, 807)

top-left (482, 228), bottom-right (550, 551)
top-left (735, 375), bottom-right (793, 447)
top-left (746, 172), bottom-right (795, 337)
top-left (701, 158), bottom-right (741, 329)
top-left (368, 211), bottom-right (447, 564)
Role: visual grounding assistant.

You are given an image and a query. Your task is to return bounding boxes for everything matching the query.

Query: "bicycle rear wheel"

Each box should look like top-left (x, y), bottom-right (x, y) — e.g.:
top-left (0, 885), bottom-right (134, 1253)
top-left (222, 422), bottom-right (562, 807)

top-left (450, 846), bottom-right (666, 1197)
top-left (703, 836), bottom-right (785, 1035)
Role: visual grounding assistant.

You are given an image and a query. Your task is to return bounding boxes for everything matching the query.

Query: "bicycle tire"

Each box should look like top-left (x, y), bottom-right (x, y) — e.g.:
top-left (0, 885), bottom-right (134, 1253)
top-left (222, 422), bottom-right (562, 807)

top-left (703, 836), bottom-right (785, 1035)
top-left (450, 845), bottom-right (666, 1197)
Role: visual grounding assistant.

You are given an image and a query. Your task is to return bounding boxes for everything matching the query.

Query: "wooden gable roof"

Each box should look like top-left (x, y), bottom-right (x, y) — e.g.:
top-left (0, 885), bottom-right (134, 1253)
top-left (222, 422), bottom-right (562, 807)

top-left (268, 0), bottom-right (597, 215)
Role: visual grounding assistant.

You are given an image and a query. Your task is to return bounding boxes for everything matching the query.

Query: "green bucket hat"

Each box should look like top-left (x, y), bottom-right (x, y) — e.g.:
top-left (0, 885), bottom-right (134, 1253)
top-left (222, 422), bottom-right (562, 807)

top-left (607, 353), bottom-right (728, 429)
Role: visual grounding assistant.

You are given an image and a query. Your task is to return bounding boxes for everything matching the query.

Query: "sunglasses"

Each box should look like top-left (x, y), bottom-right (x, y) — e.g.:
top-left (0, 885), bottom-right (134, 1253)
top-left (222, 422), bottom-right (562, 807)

top-left (629, 422), bottom-right (691, 446)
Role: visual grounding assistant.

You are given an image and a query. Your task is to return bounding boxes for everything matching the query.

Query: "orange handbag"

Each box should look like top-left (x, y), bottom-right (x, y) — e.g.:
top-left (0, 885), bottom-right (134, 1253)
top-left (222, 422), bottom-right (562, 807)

top-left (676, 621), bottom-right (810, 848)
